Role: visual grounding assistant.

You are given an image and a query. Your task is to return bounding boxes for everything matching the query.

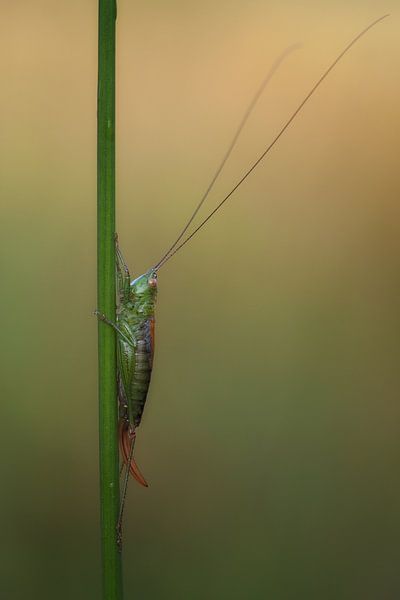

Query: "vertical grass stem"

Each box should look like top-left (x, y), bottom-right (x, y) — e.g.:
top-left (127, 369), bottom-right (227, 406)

top-left (97, 1), bottom-right (122, 598)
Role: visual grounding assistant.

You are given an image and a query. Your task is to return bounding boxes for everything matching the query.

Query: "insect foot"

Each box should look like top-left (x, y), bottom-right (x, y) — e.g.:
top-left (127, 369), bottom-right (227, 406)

top-left (93, 309), bottom-right (106, 320)
top-left (116, 525), bottom-right (123, 553)
top-left (94, 310), bottom-right (117, 330)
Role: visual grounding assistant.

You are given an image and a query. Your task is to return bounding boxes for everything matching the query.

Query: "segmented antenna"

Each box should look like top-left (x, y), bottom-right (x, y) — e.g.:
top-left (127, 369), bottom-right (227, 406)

top-left (153, 44), bottom-right (301, 271)
top-left (155, 15), bottom-right (389, 271)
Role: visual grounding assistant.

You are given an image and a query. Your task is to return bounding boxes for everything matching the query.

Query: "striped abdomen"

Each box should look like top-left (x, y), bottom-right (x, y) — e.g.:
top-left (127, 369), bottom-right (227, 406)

top-left (130, 318), bottom-right (154, 427)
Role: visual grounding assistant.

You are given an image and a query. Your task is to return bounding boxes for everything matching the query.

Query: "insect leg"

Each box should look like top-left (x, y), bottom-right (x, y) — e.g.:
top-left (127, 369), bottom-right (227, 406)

top-left (116, 430), bottom-right (136, 550)
top-left (115, 234), bottom-right (131, 302)
top-left (94, 310), bottom-right (135, 347)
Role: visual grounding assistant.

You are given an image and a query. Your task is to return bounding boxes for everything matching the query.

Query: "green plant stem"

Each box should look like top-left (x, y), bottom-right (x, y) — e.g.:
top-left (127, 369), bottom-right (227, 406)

top-left (97, 1), bottom-right (122, 599)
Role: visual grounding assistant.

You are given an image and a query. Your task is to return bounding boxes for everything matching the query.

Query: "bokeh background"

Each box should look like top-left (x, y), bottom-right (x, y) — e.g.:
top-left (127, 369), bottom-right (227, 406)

top-left (1, 1), bottom-right (400, 598)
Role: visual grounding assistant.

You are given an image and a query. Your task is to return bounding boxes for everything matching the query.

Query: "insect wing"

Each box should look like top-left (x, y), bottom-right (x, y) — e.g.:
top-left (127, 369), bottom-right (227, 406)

top-left (116, 318), bottom-right (136, 423)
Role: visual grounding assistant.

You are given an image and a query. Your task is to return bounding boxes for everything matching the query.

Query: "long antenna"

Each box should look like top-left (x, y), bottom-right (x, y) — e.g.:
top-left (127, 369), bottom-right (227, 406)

top-left (155, 14), bottom-right (389, 271)
top-left (153, 44), bottom-right (301, 270)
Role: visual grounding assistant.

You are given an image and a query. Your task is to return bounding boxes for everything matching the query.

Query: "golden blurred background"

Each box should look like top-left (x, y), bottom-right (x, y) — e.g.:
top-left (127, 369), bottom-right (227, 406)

top-left (1, 1), bottom-right (400, 598)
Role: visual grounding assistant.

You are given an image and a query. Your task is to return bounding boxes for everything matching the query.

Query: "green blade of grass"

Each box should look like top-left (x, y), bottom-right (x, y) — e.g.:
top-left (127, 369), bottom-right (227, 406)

top-left (97, 1), bottom-right (122, 598)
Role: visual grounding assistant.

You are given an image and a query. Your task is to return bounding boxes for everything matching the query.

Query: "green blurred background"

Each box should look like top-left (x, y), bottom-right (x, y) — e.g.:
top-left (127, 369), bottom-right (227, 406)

top-left (2, 1), bottom-right (400, 598)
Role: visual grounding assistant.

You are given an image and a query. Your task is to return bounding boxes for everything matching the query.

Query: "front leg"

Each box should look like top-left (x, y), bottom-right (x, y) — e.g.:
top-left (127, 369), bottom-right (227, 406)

top-left (94, 310), bottom-right (135, 348)
top-left (115, 234), bottom-right (131, 302)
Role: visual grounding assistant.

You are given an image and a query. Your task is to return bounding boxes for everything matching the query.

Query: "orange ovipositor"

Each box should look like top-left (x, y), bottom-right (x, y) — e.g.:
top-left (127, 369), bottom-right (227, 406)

top-left (119, 422), bottom-right (149, 488)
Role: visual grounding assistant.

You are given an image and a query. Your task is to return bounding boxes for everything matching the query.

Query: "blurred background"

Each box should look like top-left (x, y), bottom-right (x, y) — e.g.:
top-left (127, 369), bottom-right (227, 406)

top-left (1, 1), bottom-right (400, 598)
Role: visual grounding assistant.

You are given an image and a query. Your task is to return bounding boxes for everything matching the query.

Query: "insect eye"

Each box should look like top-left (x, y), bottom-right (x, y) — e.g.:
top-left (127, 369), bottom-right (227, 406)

top-left (148, 277), bottom-right (157, 288)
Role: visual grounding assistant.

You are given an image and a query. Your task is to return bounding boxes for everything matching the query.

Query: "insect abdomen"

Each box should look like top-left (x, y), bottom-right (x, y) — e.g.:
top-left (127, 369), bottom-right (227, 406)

top-left (131, 329), bottom-right (153, 426)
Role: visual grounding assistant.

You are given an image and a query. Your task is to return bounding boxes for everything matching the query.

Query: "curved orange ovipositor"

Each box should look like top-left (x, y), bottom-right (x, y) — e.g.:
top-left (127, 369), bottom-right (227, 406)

top-left (119, 422), bottom-right (149, 487)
